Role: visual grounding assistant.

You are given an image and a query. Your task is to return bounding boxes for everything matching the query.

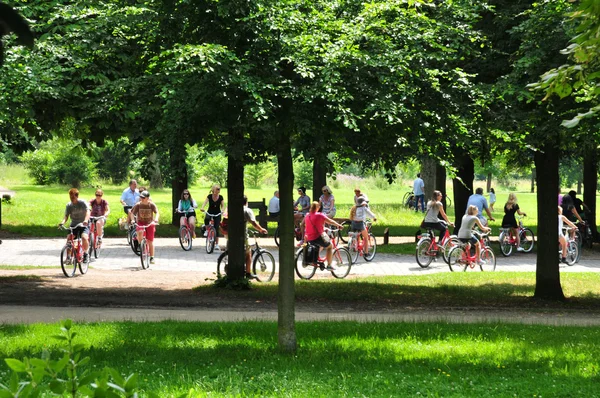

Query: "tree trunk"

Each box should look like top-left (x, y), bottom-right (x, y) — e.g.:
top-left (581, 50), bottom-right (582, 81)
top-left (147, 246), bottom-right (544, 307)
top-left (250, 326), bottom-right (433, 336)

top-left (435, 164), bottom-right (447, 210)
top-left (486, 172), bottom-right (492, 193)
top-left (312, 158), bottom-right (327, 202)
top-left (533, 142), bottom-right (565, 300)
top-left (531, 168), bottom-right (536, 193)
top-left (277, 130), bottom-right (297, 353)
top-left (583, 148), bottom-right (598, 241)
top-left (170, 149), bottom-right (188, 227)
top-left (421, 158), bottom-right (436, 203)
top-left (226, 131), bottom-right (246, 281)
top-left (451, 152), bottom-right (474, 232)
top-left (148, 152), bottom-right (164, 189)
top-left (577, 179), bottom-right (582, 195)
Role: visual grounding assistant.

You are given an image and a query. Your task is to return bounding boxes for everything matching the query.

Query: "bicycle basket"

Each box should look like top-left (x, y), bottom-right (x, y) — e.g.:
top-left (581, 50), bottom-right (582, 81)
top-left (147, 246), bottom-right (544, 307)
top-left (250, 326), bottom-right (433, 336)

top-left (118, 217), bottom-right (128, 231)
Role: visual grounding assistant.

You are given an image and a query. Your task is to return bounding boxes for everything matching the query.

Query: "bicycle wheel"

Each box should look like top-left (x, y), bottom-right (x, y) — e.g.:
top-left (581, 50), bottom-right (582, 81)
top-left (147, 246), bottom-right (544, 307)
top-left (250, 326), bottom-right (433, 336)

top-left (566, 241), bottom-right (578, 266)
top-left (140, 239), bottom-right (150, 269)
top-left (130, 229), bottom-right (140, 255)
top-left (294, 248), bottom-right (316, 279)
top-left (331, 247), bottom-right (352, 279)
top-left (442, 237), bottom-right (460, 264)
top-left (498, 231), bottom-right (513, 257)
top-left (88, 230), bottom-right (95, 258)
top-left (585, 225), bottom-right (594, 249)
top-left (274, 226), bottom-right (280, 247)
top-left (126, 226), bottom-right (132, 245)
top-left (347, 235), bottom-right (360, 264)
top-left (60, 245), bottom-right (77, 278)
top-left (79, 245), bottom-right (89, 274)
top-left (93, 234), bottom-right (102, 259)
top-left (205, 226), bottom-right (215, 254)
top-left (338, 221), bottom-right (350, 244)
top-left (519, 228), bottom-right (535, 253)
top-left (445, 196), bottom-right (452, 208)
top-left (179, 226), bottom-right (192, 251)
top-left (364, 233), bottom-right (377, 262)
top-left (479, 247), bottom-right (496, 271)
top-left (217, 250), bottom-right (229, 277)
top-left (415, 238), bottom-right (433, 268)
top-left (253, 250), bottom-right (276, 282)
top-left (447, 246), bottom-right (466, 272)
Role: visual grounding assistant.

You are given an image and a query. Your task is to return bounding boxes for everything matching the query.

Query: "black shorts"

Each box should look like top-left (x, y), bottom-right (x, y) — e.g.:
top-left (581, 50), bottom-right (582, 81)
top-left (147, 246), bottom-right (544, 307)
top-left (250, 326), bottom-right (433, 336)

top-left (309, 236), bottom-right (331, 248)
top-left (460, 237), bottom-right (478, 246)
top-left (71, 225), bottom-right (90, 237)
top-left (123, 206), bottom-right (132, 215)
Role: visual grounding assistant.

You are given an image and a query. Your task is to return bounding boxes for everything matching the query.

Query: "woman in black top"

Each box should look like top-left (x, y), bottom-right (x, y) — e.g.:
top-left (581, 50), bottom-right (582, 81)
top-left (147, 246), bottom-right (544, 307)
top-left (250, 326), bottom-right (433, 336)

top-left (501, 193), bottom-right (527, 251)
top-left (201, 184), bottom-right (225, 251)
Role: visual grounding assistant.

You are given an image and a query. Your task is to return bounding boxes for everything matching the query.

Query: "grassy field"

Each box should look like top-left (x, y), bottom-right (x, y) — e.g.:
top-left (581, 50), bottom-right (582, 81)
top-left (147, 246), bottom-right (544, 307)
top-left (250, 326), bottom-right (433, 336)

top-left (0, 164), bottom-right (592, 238)
top-left (1, 320), bottom-right (599, 397)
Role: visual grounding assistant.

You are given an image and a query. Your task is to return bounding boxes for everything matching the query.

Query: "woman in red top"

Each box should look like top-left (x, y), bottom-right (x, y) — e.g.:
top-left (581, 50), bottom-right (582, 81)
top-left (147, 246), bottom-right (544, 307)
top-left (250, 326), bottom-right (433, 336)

top-left (304, 202), bottom-right (343, 270)
top-left (89, 189), bottom-right (110, 239)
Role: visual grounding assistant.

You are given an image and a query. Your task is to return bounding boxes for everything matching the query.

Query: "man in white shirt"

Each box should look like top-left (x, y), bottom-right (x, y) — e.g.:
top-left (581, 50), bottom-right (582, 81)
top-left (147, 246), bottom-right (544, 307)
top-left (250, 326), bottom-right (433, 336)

top-left (268, 191), bottom-right (280, 217)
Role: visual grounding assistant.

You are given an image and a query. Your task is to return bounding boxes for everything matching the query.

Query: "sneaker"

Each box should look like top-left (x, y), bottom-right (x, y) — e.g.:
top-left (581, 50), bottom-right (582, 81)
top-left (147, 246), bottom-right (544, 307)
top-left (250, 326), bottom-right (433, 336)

top-left (150, 257), bottom-right (155, 264)
top-left (203, 231), bottom-right (208, 237)
top-left (192, 232), bottom-right (196, 239)
top-left (477, 259), bottom-right (486, 266)
top-left (214, 246), bottom-right (221, 252)
top-left (516, 247), bottom-right (525, 252)
top-left (561, 257), bottom-right (567, 264)
top-left (245, 272), bottom-right (257, 280)
top-left (83, 253), bottom-right (89, 263)
top-left (296, 240), bottom-right (304, 247)
top-left (65, 257), bottom-right (72, 265)
top-left (325, 264), bottom-right (336, 271)
top-left (98, 237), bottom-right (103, 244)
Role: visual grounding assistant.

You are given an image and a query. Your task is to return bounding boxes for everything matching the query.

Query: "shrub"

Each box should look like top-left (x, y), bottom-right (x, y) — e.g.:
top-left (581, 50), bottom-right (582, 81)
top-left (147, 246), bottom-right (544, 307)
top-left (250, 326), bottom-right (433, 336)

top-left (198, 150), bottom-right (227, 187)
top-left (96, 137), bottom-right (133, 184)
top-left (20, 149), bottom-right (53, 184)
top-left (49, 150), bottom-right (96, 188)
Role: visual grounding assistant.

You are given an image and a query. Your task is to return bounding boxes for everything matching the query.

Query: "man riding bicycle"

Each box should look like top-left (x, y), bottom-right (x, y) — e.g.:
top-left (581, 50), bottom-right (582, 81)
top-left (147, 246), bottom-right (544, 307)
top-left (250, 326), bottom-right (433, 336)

top-left (58, 188), bottom-right (91, 264)
top-left (120, 179), bottom-right (140, 214)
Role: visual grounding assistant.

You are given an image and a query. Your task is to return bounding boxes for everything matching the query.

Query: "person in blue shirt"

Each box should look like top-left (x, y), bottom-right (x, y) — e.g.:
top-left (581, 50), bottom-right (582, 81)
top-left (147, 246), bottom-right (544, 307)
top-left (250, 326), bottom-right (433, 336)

top-left (413, 173), bottom-right (425, 213)
top-left (465, 187), bottom-right (495, 226)
top-left (120, 179), bottom-right (140, 214)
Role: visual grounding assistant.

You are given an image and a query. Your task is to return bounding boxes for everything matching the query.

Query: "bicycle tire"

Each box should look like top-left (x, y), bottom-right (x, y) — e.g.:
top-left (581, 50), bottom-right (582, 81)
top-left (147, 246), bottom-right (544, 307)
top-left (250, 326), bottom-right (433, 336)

top-left (338, 221), bottom-right (350, 244)
top-left (253, 250), bottom-right (276, 282)
top-left (415, 238), bottom-right (433, 268)
top-left (205, 226), bottom-right (215, 254)
top-left (79, 244), bottom-right (89, 275)
top-left (585, 226), bottom-right (594, 249)
top-left (130, 229), bottom-right (140, 256)
top-left (402, 192), bottom-right (413, 209)
top-left (93, 234), bottom-right (102, 259)
top-left (348, 235), bottom-right (360, 264)
top-left (217, 250), bottom-right (229, 277)
top-left (274, 226), bottom-right (280, 247)
top-left (294, 248), bottom-right (316, 280)
top-left (447, 246), bottom-right (466, 272)
top-left (331, 247), bottom-right (352, 279)
top-left (498, 231), bottom-right (513, 257)
top-left (364, 233), bottom-right (377, 262)
top-left (566, 240), bottom-right (578, 266)
top-left (140, 238), bottom-right (150, 269)
top-left (88, 230), bottom-right (95, 259)
top-left (445, 197), bottom-right (452, 208)
top-left (60, 245), bottom-right (77, 278)
top-left (179, 226), bottom-right (192, 251)
top-left (442, 236), bottom-right (460, 264)
top-left (479, 247), bottom-right (496, 271)
top-left (519, 228), bottom-right (535, 253)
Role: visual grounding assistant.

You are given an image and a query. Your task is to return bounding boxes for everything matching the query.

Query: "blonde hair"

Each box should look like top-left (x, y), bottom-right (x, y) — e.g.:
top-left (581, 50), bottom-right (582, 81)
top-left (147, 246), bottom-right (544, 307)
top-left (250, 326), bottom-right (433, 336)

top-left (310, 201), bottom-right (319, 213)
top-left (505, 193), bottom-right (517, 210)
top-left (210, 184), bottom-right (221, 194)
top-left (349, 205), bottom-right (357, 220)
top-left (322, 185), bottom-right (332, 195)
top-left (467, 205), bottom-right (478, 216)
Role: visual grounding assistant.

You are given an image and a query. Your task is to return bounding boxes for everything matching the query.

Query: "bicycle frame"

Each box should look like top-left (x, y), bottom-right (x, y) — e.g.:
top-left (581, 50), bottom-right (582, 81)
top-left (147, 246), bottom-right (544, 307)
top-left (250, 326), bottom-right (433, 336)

top-left (60, 223), bottom-right (86, 277)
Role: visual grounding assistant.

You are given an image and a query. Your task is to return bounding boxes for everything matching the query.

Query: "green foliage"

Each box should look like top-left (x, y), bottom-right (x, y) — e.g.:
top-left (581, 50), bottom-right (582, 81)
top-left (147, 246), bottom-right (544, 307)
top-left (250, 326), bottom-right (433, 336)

top-left (185, 144), bottom-right (204, 185)
top-left (96, 137), bottom-right (133, 184)
top-left (293, 159), bottom-right (312, 188)
top-left (198, 151), bottom-right (227, 188)
top-left (212, 275), bottom-right (253, 290)
top-left (245, 162), bottom-right (272, 189)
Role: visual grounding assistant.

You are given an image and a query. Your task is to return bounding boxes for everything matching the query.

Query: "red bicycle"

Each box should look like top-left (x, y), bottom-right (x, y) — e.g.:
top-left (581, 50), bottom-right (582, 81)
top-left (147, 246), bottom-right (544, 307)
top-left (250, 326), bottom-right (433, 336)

top-left (177, 209), bottom-right (195, 251)
top-left (415, 221), bottom-right (459, 268)
top-left (347, 220), bottom-right (377, 264)
top-left (498, 216), bottom-right (535, 257)
top-left (202, 211), bottom-right (222, 254)
top-left (447, 231), bottom-right (496, 272)
top-left (135, 221), bottom-right (158, 269)
top-left (59, 222), bottom-right (87, 277)
top-left (295, 228), bottom-right (352, 279)
top-left (88, 216), bottom-right (106, 259)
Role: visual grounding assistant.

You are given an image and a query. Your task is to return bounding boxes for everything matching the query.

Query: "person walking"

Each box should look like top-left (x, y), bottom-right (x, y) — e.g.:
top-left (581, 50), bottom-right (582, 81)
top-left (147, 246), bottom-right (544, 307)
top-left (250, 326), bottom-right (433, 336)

top-left (413, 173), bottom-right (425, 213)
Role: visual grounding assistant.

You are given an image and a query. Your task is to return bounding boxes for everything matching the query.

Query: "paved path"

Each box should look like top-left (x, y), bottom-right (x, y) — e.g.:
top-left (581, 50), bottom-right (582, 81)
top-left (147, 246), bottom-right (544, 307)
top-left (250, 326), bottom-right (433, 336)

top-left (1, 237), bottom-right (599, 275)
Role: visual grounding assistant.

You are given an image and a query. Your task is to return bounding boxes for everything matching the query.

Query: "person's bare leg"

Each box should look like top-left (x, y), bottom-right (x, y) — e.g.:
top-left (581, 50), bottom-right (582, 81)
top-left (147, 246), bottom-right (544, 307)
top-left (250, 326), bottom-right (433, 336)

top-left (362, 229), bottom-right (369, 254)
top-left (326, 245), bottom-right (333, 265)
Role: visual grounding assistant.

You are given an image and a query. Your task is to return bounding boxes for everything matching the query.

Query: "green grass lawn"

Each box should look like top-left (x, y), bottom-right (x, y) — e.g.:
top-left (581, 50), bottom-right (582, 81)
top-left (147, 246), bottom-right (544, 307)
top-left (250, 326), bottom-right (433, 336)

top-left (1, 320), bottom-right (599, 397)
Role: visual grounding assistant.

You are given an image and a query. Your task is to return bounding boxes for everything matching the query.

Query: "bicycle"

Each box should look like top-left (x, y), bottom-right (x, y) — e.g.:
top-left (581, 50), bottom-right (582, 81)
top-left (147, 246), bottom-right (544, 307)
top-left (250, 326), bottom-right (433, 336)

top-left (273, 213), bottom-right (303, 247)
top-left (402, 190), bottom-right (415, 210)
top-left (415, 221), bottom-right (459, 268)
top-left (295, 228), bottom-right (352, 279)
top-left (217, 230), bottom-right (276, 282)
top-left (59, 223), bottom-right (88, 277)
top-left (88, 216), bottom-right (106, 259)
top-left (134, 221), bottom-right (158, 269)
top-left (560, 226), bottom-right (579, 266)
top-left (177, 209), bottom-right (196, 251)
top-left (202, 211), bottom-right (222, 254)
top-left (347, 219), bottom-right (377, 264)
top-left (498, 216), bottom-right (535, 257)
top-left (447, 231), bottom-right (496, 272)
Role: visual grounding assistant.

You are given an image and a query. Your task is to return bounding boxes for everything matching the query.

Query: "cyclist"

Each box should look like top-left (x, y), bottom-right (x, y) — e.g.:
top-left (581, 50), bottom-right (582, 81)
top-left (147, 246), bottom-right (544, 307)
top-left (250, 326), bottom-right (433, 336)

top-left (319, 185), bottom-right (336, 218)
top-left (501, 193), bottom-right (527, 252)
top-left (120, 179), bottom-right (140, 215)
top-left (89, 188), bottom-right (110, 242)
top-left (465, 187), bottom-right (495, 226)
top-left (294, 187), bottom-right (310, 246)
top-left (177, 189), bottom-right (198, 238)
top-left (559, 205), bottom-right (577, 264)
top-left (353, 187), bottom-right (369, 205)
top-left (201, 184), bottom-right (225, 251)
top-left (567, 190), bottom-right (589, 221)
top-left (58, 188), bottom-right (91, 264)
top-left (423, 190), bottom-right (454, 244)
top-left (458, 205), bottom-right (490, 266)
top-left (243, 195), bottom-right (267, 279)
top-left (349, 195), bottom-right (377, 257)
top-left (561, 194), bottom-right (585, 224)
top-left (129, 190), bottom-right (159, 264)
top-left (305, 201), bottom-right (344, 270)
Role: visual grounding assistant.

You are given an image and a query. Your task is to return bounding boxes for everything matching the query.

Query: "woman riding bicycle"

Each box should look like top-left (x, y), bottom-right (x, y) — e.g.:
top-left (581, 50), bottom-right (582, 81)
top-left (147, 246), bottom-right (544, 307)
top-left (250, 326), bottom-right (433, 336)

top-left (201, 184), bottom-right (225, 251)
top-left (349, 195), bottom-right (376, 256)
top-left (305, 201), bottom-right (343, 271)
top-left (458, 205), bottom-right (490, 266)
top-left (177, 189), bottom-right (198, 238)
top-left (89, 189), bottom-right (110, 241)
top-left (501, 193), bottom-right (527, 252)
top-left (423, 190), bottom-right (454, 243)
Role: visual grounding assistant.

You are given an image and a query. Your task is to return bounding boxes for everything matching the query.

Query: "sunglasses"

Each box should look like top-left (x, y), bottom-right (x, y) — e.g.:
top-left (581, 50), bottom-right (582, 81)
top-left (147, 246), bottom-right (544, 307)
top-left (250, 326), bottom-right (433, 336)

top-left (322, 190), bottom-right (327, 193)
top-left (183, 193), bottom-right (190, 195)
top-left (215, 188), bottom-right (221, 191)
top-left (95, 194), bottom-right (102, 197)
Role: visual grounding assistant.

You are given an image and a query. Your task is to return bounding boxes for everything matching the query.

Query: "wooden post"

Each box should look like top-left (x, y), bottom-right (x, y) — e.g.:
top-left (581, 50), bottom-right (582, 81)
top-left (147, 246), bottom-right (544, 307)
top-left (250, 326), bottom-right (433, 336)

top-left (383, 227), bottom-right (389, 245)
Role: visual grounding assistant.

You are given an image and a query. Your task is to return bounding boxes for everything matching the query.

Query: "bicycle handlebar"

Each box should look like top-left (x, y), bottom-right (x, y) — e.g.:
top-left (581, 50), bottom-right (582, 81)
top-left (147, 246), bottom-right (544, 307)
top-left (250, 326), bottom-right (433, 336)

top-left (133, 221), bottom-right (159, 228)
top-left (203, 211), bottom-right (222, 218)
top-left (59, 222), bottom-right (86, 231)
top-left (89, 216), bottom-right (106, 221)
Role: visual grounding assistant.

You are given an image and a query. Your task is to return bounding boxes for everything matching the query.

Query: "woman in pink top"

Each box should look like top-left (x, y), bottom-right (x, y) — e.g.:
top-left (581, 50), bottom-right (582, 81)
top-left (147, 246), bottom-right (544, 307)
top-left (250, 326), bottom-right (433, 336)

top-left (304, 202), bottom-right (343, 270)
top-left (89, 189), bottom-right (110, 239)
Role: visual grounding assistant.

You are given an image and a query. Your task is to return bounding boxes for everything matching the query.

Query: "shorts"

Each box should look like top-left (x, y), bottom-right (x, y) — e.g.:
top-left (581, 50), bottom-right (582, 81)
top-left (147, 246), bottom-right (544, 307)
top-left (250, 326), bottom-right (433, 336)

top-left (269, 212), bottom-right (280, 217)
top-left (351, 221), bottom-right (365, 231)
top-left (309, 235), bottom-right (331, 248)
top-left (459, 237), bottom-right (478, 246)
top-left (71, 225), bottom-right (90, 237)
top-left (324, 208), bottom-right (336, 218)
top-left (123, 206), bottom-right (133, 215)
top-left (137, 223), bottom-right (156, 241)
top-left (182, 211), bottom-right (196, 220)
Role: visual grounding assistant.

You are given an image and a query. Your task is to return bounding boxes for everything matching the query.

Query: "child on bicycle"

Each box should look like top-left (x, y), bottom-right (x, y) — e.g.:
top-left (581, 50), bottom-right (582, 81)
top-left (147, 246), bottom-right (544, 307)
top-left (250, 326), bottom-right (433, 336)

top-left (130, 191), bottom-right (159, 264)
top-left (349, 195), bottom-right (377, 257)
top-left (458, 205), bottom-right (490, 266)
top-left (559, 206), bottom-right (577, 264)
